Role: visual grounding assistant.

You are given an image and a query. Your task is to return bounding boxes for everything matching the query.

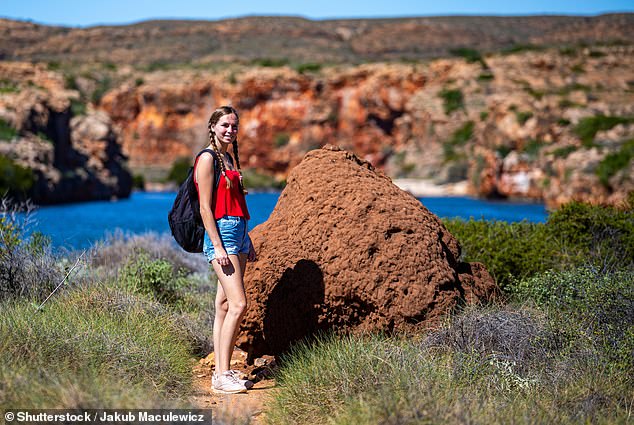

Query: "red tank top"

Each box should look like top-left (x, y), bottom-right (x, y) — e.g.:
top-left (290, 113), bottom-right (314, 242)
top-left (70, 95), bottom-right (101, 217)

top-left (193, 155), bottom-right (250, 220)
top-left (213, 170), bottom-right (250, 220)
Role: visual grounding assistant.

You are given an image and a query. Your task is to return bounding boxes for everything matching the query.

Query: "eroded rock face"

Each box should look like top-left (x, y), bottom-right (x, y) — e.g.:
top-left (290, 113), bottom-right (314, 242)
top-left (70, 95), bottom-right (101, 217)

top-left (0, 62), bottom-right (132, 204)
top-left (238, 146), bottom-right (498, 360)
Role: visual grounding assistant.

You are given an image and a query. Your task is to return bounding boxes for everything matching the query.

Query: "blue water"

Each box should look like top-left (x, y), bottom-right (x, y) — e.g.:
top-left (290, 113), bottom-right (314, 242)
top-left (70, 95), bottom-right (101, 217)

top-left (21, 191), bottom-right (547, 250)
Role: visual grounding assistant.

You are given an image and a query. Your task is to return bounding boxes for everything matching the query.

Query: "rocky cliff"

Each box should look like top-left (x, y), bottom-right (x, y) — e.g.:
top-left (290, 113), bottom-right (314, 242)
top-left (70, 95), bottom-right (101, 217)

top-left (2, 15), bottom-right (633, 207)
top-left (97, 45), bottom-right (634, 207)
top-left (0, 62), bottom-right (132, 204)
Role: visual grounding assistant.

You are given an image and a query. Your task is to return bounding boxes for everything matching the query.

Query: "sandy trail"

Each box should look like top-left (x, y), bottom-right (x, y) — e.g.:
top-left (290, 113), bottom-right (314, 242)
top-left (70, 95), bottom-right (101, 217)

top-left (190, 349), bottom-right (277, 424)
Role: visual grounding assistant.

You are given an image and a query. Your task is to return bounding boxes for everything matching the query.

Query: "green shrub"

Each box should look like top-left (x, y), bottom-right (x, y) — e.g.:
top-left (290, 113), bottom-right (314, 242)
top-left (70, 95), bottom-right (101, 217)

top-left (571, 63), bottom-right (585, 74)
top-left (118, 253), bottom-right (188, 305)
top-left (0, 79), bottom-right (20, 94)
top-left (522, 138), bottom-right (542, 158)
top-left (596, 139), bottom-right (634, 187)
top-left (0, 200), bottom-right (60, 302)
top-left (443, 121), bottom-right (474, 162)
top-left (588, 50), bottom-right (606, 58)
top-left (450, 48), bottom-right (486, 67)
top-left (574, 115), bottom-right (634, 147)
top-left (502, 44), bottom-right (543, 54)
top-left (557, 118), bottom-right (572, 126)
top-left (0, 156), bottom-right (35, 196)
top-left (294, 62), bottom-right (322, 74)
top-left (477, 72), bottom-right (494, 81)
top-left (253, 58), bottom-right (289, 67)
top-left (516, 111), bottom-right (533, 125)
top-left (546, 201), bottom-right (634, 271)
top-left (559, 46), bottom-right (578, 56)
top-left (552, 145), bottom-right (577, 158)
top-left (512, 267), bottom-right (634, 371)
top-left (267, 304), bottom-right (632, 424)
top-left (523, 86), bottom-right (545, 100)
top-left (241, 168), bottom-right (285, 190)
top-left (557, 83), bottom-right (591, 95)
top-left (132, 173), bottom-right (145, 190)
top-left (450, 121), bottom-right (474, 145)
top-left (166, 157), bottom-right (191, 184)
top-left (444, 202), bottom-right (633, 289)
top-left (63, 74), bottom-right (79, 91)
top-left (495, 145), bottom-right (512, 158)
top-left (70, 98), bottom-right (87, 116)
top-left (0, 118), bottom-right (18, 140)
top-left (274, 132), bottom-right (291, 148)
top-left (439, 88), bottom-right (464, 115)
top-left (444, 219), bottom-right (553, 289)
top-left (0, 286), bottom-right (194, 407)
top-left (90, 75), bottom-right (112, 104)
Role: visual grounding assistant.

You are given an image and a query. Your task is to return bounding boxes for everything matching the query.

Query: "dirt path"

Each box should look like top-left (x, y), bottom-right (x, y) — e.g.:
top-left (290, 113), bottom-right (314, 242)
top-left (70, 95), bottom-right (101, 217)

top-left (190, 349), bottom-right (277, 424)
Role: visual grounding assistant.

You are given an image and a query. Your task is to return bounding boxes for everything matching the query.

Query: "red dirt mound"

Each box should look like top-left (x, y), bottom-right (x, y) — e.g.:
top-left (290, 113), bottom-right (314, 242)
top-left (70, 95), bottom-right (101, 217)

top-left (238, 146), bottom-right (497, 360)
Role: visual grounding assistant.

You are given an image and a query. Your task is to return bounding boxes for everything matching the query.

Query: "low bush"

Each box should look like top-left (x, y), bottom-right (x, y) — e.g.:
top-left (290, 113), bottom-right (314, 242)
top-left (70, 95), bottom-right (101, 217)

top-left (241, 168), bottom-right (286, 190)
top-left (0, 156), bottom-right (35, 197)
top-left (118, 253), bottom-right (188, 305)
top-left (552, 145), bottom-right (576, 158)
top-left (0, 118), bottom-right (18, 140)
top-left (574, 115), bottom-right (634, 147)
top-left (443, 121), bottom-right (474, 163)
top-left (512, 266), bottom-right (634, 372)
top-left (596, 138), bottom-right (634, 187)
top-left (515, 111), bottom-right (533, 125)
top-left (445, 201), bottom-right (634, 289)
top-left (443, 219), bottom-right (553, 289)
top-left (294, 62), bottom-right (322, 74)
top-left (267, 303), bottom-right (632, 424)
top-left (90, 232), bottom-right (208, 278)
top-left (0, 286), bottom-right (195, 408)
top-left (0, 199), bottom-right (63, 302)
top-left (546, 201), bottom-right (634, 272)
top-left (439, 88), bottom-right (464, 115)
top-left (166, 156), bottom-right (191, 184)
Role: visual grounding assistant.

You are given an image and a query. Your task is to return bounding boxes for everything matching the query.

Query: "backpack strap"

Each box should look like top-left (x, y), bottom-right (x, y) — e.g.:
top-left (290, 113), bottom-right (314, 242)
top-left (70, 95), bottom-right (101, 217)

top-left (193, 148), bottom-right (220, 190)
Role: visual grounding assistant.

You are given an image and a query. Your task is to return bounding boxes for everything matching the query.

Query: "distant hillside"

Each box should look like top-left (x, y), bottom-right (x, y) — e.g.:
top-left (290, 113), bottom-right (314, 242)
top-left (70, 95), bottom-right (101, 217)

top-left (1, 14), bottom-right (633, 65)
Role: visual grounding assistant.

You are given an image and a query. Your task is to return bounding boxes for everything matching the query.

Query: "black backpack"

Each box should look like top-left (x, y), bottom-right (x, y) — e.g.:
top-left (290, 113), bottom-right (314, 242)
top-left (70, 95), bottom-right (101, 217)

top-left (168, 149), bottom-right (220, 253)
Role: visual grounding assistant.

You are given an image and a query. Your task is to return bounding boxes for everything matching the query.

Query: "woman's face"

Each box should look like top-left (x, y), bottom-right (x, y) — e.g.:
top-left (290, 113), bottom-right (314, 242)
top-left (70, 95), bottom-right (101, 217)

top-left (213, 113), bottom-right (239, 146)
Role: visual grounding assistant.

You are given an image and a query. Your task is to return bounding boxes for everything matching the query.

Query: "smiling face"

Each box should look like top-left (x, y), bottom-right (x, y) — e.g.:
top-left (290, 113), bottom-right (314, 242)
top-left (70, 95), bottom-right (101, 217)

top-left (212, 113), bottom-right (239, 147)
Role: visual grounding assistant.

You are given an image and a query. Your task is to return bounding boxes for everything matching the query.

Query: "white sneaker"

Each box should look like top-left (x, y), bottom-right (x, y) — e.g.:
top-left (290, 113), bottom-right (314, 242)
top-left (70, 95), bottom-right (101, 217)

top-left (212, 370), bottom-right (254, 390)
top-left (212, 371), bottom-right (248, 394)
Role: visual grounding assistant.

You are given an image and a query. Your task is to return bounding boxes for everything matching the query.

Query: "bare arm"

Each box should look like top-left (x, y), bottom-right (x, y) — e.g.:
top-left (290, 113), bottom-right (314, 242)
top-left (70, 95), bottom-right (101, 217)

top-left (196, 153), bottom-right (230, 266)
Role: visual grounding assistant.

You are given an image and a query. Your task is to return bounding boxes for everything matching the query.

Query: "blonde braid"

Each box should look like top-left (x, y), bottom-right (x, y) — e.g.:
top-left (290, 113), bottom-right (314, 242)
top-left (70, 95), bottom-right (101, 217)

top-left (207, 117), bottom-right (232, 189)
top-left (232, 139), bottom-right (248, 195)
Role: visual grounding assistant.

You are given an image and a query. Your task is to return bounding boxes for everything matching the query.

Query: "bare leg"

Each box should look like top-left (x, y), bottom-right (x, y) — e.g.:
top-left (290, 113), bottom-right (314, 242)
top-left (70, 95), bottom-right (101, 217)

top-left (212, 254), bottom-right (248, 375)
top-left (213, 282), bottom-right (228, 372)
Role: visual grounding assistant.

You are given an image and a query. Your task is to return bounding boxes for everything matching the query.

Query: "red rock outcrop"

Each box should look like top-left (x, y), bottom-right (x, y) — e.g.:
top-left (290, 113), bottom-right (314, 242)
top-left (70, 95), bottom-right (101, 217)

top-left (0, 62), bottom-right (132, 204)
top-left (96, 44), bottom-right (634, 208)
top-left (237, 146), bottom-right (498, 360)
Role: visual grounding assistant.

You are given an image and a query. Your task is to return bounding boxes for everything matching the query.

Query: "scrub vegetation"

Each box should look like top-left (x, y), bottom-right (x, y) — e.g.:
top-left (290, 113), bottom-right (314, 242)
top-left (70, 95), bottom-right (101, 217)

top-left (265, 199), bottom-right (634, 424)
top-left (1, 195), bottom-right (632, 423)
top-left (0, 200), bottom-right (214, 409)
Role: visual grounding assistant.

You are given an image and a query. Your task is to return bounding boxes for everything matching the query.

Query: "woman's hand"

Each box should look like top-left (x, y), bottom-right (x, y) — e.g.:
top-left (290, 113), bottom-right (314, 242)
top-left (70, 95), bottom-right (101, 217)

top-left (214, 246), bottom-right (231, 266)
top-left (248, 244), bottom-right (257, 262)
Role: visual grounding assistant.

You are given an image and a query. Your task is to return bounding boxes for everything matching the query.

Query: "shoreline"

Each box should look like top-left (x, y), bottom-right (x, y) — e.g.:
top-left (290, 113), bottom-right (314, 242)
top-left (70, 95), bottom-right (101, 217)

top-left (392, 179), bottom-right (470, 197)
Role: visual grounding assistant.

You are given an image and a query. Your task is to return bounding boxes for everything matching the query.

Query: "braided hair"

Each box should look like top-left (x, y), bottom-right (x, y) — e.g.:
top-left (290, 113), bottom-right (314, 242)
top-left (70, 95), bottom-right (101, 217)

top-left (206, 105), bottom-right (246, 193)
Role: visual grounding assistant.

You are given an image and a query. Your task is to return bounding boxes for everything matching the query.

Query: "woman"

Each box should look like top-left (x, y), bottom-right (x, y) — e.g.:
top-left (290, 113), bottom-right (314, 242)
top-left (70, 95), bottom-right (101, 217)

top-left (195, 105), bottom-right (256, 394)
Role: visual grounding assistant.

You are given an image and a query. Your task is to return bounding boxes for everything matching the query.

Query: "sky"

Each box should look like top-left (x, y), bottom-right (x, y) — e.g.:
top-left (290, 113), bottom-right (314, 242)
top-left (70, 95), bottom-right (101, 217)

top-left (1, 0), bottom-right (633, 27)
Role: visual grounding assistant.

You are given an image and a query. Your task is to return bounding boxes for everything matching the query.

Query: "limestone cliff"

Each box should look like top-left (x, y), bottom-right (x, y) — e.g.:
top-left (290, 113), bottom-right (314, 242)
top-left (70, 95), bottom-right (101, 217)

top-left (98, 46), bottom-right (634, 207)
top-left (0, 62), bottom-right (132, 204)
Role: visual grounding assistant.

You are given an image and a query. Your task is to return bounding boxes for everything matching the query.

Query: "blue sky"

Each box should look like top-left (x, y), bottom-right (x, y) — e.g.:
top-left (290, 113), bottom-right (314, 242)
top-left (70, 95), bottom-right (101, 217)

top-left (2, 0), bottom-right (633, 27)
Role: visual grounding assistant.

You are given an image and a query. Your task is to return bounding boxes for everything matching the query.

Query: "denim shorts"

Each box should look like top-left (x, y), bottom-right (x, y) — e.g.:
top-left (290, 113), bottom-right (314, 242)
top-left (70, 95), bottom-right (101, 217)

top-left (203, 216), bottom-right (251, 263)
